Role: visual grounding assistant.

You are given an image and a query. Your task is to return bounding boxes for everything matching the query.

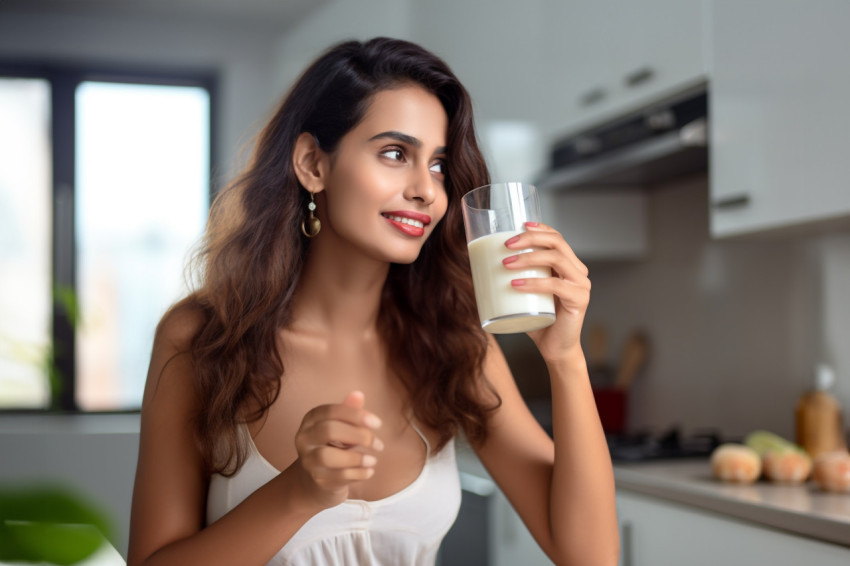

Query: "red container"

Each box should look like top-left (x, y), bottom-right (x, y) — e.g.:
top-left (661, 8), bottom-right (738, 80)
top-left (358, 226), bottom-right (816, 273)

top-left (592, 388), bottom-right (627, 434)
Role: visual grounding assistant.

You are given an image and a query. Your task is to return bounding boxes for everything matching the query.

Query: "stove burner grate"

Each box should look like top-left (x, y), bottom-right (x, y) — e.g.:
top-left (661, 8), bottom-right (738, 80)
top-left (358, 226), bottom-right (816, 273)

top-left (607, 427), bottom-right (724, 462)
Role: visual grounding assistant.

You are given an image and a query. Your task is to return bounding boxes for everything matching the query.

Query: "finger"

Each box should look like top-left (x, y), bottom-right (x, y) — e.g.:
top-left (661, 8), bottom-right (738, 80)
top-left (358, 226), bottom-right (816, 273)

top-left (507, 224), bottom-right (588, 275)
top-left (312, 466), bottom-right (376, 487)
top-left (312, 445), bottom-right (379, 470)
top-left (511, 277), bottom-right (590, 312)
top-left (342, 390), bottom-right (365, 409)
top-left (502, 248), bottom-right (583, 282)
top-left (531, 232), bottom-right (587, 276)
top-left (314, 420), bottom-right (382, 451)
top-left (329, 435), bottom-right (385, 452)
top-left (342, 391), bottom-right (381, 429)
top-left (302, 402), bottom-right (382, 432)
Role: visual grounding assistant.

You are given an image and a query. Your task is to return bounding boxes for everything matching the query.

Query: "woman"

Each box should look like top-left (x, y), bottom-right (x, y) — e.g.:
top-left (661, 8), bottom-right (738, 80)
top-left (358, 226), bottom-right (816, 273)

top-left (128, 37), bottom-right (618, 566)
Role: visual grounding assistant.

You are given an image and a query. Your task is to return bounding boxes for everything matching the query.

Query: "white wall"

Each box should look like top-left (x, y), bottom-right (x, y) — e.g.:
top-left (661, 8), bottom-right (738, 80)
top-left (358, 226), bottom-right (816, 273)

top-left (815, 234), bottom-right (850, 411)
top-left (409, 0), bottom-right (547, 123)
top-left (271, 0), bottom-right (413, 97)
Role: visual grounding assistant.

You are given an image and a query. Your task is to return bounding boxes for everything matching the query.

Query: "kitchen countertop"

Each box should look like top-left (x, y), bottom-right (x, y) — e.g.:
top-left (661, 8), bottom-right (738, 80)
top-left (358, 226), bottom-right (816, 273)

top-left (614, 459), bottom-right (850, 548)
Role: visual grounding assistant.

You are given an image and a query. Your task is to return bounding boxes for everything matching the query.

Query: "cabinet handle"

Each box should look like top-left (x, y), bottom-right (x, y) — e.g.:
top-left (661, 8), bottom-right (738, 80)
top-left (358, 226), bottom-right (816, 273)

top-left (621, 521), bottom-right (633, 566)
top-left (713, 193), bottom-right (751, 209)
top-left (625, 66), bottom-right (655, 87)
top-left (579, 87), bottom-right (606, 107)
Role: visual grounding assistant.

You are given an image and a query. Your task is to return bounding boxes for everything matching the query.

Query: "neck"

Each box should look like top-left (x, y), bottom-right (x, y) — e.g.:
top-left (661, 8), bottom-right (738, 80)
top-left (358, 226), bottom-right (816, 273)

top-left (290, 235), bottom-right (390, 340)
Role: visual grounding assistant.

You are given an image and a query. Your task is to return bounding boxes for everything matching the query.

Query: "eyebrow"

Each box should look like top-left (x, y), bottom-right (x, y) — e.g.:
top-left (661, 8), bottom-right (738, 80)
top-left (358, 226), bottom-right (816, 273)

top-left (368, 130), bottom-right (447, 155)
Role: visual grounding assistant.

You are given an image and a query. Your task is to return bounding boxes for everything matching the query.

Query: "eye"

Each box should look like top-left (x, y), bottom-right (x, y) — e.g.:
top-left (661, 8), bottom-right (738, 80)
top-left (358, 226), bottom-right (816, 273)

top-left (429, 159), bottom-right (446, 175)
top-left (379, 147), bottom-right (405, 162)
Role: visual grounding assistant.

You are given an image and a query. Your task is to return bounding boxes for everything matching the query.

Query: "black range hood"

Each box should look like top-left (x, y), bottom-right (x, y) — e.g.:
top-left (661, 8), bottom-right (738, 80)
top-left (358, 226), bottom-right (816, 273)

top-left (537, 85), bottom-right (708, 191)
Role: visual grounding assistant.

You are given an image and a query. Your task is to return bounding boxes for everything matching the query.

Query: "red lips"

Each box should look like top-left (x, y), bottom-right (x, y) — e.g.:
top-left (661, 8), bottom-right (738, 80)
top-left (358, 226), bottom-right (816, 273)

top-left (382, 210), bottom-right (431, 225)
top-left (381, 211), bottom-right (431, 237)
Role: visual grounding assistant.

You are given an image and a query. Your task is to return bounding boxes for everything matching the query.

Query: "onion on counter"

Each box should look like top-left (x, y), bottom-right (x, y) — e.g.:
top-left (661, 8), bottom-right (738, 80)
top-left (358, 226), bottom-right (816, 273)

top-left (711, 444), bottom-right (762, 484)
top-left (744, 429), bottom-right (812, 485)
top-left (812, 451), bottom-right (850, 493)
top-left (762, 450), bottom-right (812, 485)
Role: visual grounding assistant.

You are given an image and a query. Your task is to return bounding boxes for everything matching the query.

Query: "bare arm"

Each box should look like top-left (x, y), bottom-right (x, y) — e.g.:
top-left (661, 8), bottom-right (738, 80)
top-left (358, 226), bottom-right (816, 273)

top-left (127, 312), bottom-right (381, 565)
top-left (474, 223), bottom-right (619, 566)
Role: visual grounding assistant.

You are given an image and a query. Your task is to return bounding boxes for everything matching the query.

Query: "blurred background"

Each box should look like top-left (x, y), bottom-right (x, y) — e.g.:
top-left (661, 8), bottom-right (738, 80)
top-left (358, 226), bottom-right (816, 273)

top-left (1, 1), bottom-right (850, 563)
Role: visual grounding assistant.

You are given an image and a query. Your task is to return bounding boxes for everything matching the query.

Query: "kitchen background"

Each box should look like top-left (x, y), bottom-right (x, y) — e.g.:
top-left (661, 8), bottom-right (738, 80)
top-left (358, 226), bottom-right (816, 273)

top-left (1, 0), bottom-right (849, 562)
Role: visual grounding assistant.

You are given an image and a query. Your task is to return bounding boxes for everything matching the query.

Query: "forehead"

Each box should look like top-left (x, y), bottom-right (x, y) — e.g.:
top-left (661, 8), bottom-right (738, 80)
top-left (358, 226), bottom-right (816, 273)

top-left (355, 85), bottom-right (448, 147)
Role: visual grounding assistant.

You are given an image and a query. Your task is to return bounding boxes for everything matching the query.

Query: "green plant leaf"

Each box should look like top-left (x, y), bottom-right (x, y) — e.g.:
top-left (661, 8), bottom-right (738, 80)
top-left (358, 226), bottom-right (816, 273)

top-left (52, 285), bottom-right (80, 328)
top-left (0, 522), bottom-right (103, 564)
top-left (0, 484), bottom-right (113, 564)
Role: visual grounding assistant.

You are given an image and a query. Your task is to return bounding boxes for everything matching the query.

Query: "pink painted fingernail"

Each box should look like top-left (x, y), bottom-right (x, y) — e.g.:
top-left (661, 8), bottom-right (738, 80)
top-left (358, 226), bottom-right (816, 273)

top-left (372, 437), bottom-right (385, 451)
top-left (505, 235), bottom-right (520, 247)
top-left (362, 455), bottom-right (377, 467)
top-left (526, 221), bottom-right (539, 227)
top-left (364, 414), bottom-right (382, 429)
top-left (502, 255), bottom-right (518, 265)
top-left (511, 279), bottom-right (526, 287)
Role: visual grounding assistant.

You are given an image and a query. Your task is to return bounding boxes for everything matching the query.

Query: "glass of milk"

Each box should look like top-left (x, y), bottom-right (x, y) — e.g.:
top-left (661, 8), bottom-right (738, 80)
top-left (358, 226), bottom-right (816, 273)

top-left (461, 182), bottom-right (556, 334)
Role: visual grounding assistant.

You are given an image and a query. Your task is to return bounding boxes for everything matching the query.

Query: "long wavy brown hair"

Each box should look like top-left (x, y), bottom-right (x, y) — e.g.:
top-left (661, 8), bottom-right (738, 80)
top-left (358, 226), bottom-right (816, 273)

top-left (162, 37), bottom-right (497, 475)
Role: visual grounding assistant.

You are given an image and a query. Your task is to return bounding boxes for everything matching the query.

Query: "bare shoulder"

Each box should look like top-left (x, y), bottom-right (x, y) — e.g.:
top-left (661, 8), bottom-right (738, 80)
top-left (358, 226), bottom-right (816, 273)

top-left (154, 300), bottom-right (206, 354)
top-left (143, 299), bottom-right (207, 409)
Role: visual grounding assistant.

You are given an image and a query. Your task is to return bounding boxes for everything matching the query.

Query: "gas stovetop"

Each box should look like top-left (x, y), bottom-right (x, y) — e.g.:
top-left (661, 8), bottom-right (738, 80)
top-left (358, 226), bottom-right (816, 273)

top-left (607, 427), bottom-right (724, 462)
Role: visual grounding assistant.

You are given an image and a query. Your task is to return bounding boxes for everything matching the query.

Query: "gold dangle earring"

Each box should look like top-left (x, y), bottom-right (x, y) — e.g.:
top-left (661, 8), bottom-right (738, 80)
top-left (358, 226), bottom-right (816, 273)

top-left (301, 191), bottom-right (321, 238)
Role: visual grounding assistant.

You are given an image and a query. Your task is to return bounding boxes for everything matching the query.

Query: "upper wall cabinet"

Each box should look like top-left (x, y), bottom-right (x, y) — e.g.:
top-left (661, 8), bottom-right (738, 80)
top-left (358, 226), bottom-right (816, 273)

top-left (709, 0), bottom-right (850, 238)
top-left (540, 0), bottom-right (708, 139)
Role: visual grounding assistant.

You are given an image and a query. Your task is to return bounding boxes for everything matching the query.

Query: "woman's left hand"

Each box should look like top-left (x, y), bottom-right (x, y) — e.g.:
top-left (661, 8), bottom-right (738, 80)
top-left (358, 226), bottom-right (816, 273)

top-left (502, 222), bottom-right (590, 363)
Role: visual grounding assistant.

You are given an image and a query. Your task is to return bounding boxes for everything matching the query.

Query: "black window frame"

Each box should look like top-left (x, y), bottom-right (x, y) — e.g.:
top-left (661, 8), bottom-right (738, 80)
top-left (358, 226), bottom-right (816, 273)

top-left (0, 61), bottom-right (218, 412)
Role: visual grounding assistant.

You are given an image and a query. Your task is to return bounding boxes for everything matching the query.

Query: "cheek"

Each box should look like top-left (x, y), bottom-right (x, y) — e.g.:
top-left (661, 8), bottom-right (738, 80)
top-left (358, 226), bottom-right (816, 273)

top-left (325, 163), bottom-right (381, 211)
top-left (345, 161), bottom-right (399, 203)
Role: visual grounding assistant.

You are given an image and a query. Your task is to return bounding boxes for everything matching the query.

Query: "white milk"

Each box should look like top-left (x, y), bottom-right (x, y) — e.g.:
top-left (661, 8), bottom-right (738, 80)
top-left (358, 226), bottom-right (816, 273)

top-left (467, 230), bottom-right (556, 334)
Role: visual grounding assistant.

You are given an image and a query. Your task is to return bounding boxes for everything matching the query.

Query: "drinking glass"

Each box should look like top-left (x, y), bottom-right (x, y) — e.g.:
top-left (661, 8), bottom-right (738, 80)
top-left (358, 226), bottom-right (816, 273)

top-left (461, 182), bottom-right (556, 334)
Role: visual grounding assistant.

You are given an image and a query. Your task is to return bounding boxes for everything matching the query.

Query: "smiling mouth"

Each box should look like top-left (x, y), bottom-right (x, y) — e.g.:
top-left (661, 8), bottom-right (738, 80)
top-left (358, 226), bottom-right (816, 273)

top-left (382, 214), bottom-right (425, 229)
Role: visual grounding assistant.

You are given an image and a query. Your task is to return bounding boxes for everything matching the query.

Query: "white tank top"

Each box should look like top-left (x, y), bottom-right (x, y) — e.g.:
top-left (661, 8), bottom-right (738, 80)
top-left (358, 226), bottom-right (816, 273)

top-left (206, 422), bottom-right (461, 566)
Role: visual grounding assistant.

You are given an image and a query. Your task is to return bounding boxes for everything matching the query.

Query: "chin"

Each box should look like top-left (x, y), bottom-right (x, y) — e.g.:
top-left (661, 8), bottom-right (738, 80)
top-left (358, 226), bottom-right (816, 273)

top-left (379, 242), bottom-right (429, 265)
top-left (384, 249), bottom-right (423, 265)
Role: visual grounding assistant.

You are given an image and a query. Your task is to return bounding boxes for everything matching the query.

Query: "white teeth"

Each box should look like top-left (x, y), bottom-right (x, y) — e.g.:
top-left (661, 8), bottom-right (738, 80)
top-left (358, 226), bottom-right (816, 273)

top-left (386, 215), bottom-right (424, 229)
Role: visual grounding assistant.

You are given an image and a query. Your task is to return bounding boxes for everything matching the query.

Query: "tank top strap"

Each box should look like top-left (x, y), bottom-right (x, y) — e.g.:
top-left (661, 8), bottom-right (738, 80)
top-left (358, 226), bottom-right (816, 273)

top-left (408, 418), bottom-right (431, 454)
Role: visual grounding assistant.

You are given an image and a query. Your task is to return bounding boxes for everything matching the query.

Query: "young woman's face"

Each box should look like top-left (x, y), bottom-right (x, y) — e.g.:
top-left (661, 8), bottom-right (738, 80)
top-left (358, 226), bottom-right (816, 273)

top-left (318, 84), bottom-right (449, 265)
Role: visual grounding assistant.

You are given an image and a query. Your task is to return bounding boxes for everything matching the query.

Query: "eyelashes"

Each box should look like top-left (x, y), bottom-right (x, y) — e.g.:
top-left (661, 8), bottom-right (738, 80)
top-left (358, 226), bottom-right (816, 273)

top-left (429, 160), bottom-right (446, 175)
top-left (379, 145), bottom-right (446, 176)
top-left (379, 147), bottom-right (405, 161)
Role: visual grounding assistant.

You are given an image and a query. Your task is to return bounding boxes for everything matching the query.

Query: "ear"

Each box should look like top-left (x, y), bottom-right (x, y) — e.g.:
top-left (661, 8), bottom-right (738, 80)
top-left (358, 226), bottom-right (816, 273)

top-left (292, 132), bottom-right (328, 193)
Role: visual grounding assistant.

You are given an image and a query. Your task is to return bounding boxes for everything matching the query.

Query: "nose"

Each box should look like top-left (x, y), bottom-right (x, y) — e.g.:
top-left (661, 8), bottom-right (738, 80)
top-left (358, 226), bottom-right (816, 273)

top-left (403, 162), bottom-right (437, 205)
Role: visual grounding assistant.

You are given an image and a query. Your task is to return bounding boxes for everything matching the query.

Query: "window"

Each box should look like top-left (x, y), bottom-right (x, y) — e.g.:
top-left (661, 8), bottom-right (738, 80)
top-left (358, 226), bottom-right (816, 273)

top-left (0, 65), bottom-right (214, 411)
top-left (0, 77), bottom-right (52, 408)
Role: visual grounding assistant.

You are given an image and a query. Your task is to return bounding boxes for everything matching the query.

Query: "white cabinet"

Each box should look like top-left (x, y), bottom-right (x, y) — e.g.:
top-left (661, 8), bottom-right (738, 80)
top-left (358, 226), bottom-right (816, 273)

top-left (709, 0), bottom-right (850, 238)
top-left (617, 490), bottom-right (850, 566)
top-left (541, 0), bottom-right (707, 138)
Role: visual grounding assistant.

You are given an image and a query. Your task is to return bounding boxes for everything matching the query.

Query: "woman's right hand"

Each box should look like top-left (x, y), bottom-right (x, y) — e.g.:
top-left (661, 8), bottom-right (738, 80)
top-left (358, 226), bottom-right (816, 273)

top-left (292, 391), bottom-right (384, 509)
